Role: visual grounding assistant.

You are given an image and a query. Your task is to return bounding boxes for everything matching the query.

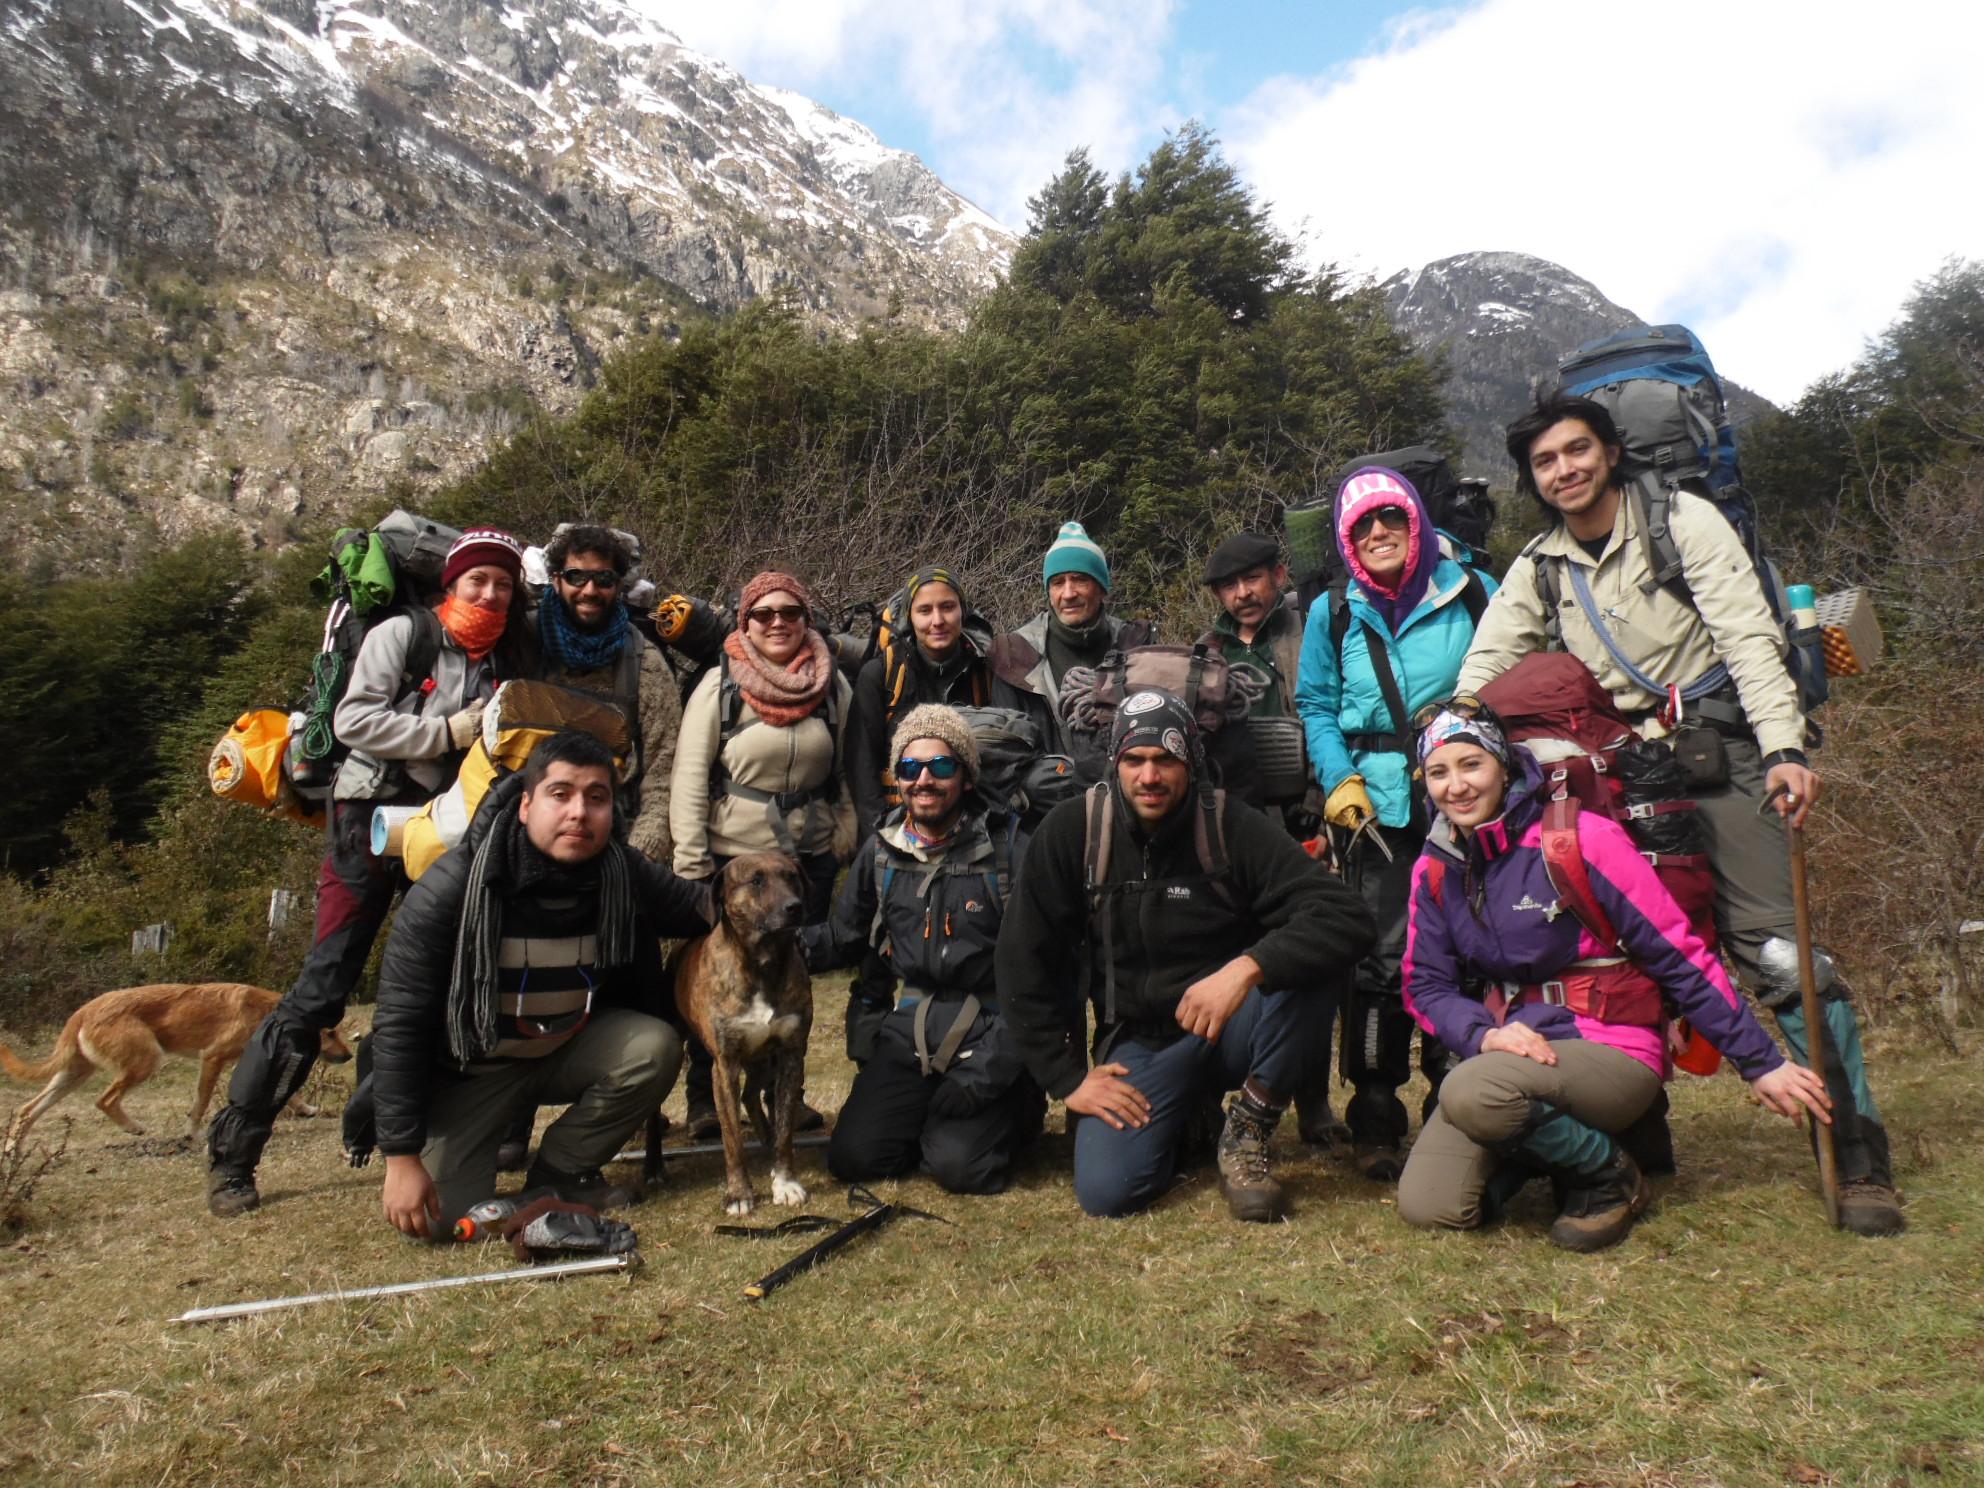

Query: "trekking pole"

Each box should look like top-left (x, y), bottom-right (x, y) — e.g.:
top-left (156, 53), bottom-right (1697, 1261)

top-left (737, 1185), bottom-right (949, 1301)
top-left (168, 1255), bottom-right (637, 1324)
top-left (1776, 788), bottom-right (1842, 1227)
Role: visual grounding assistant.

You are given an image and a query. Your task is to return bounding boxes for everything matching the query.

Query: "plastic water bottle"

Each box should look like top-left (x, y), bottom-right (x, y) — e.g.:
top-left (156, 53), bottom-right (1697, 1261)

top-left (453, 1195), bottom-right (525, 1241)
top-left (1785, 583), bottom-right (1819, 633)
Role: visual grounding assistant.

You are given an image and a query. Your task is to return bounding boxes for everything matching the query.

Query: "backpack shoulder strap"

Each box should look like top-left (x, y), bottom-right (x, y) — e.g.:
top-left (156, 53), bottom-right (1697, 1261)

top-left (1521, 534), bottom-right (1563, 648)
top-left (986, 814), bottom-right (1015, 914)
top-left (1327, 579), bottom-right (1352, 657)
top-left (396, 606), bottom-right (444, 705)
top-left (869, 838), bottom-right (895, 955)
top-left (1193, 787), bottom-right (1238, 909)
top-left (1631, 479), bottom-right (1689, 599)
top-left (1424, 856), bottom-right (1446, 907)
top-left (1082, 782), bottom-right (1113, 905)
top-left (1538, 796), bottom-right (1620, 950)
top-left (1460, 567), bottom-right (1489, 624)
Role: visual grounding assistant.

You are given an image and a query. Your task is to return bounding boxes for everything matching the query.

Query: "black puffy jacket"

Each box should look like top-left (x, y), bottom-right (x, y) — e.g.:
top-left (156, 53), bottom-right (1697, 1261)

top-left (369, 785), bottom-right (710, 1156)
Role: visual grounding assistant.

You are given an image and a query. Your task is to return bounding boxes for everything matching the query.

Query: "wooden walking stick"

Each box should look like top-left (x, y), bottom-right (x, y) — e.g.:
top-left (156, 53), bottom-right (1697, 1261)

top-left (1782, 801), bottom-right (1843, 1227)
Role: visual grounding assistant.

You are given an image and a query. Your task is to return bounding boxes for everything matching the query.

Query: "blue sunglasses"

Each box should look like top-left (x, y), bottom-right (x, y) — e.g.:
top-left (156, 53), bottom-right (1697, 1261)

top-left (896, 755), bottom-right (961, 782)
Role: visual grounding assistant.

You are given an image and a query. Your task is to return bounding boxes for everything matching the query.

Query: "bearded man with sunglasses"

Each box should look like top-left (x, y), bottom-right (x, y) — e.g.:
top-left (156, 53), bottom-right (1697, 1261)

top-left (534, 525), bottom-right (682, 865)
top-left (802, 705), bottom-right (1045, 1194)
top-left (369, 731), bottom-right (713, 1237)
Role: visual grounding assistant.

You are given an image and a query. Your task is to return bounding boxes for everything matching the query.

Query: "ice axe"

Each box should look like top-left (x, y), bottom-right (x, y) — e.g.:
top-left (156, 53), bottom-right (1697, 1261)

top-left (1769, 782), bottom-right (1842, 1227)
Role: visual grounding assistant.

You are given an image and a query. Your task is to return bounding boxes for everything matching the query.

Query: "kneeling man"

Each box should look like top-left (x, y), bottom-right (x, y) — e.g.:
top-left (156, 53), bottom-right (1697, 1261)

top-left (371, 730), bottom-right (713, 1236)
top-left (808, 705), bottom-right (1044, 1194)
top-left (998, 690), bottom-right (1374, 1221)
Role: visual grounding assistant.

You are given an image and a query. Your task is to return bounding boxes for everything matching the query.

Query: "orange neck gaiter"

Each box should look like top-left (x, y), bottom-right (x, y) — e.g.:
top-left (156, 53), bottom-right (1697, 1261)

top-left (437, 595), bottom-right (509, 662)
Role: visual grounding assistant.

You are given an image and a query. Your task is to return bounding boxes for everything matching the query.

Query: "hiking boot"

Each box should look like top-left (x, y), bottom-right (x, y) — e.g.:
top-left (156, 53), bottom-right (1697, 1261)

top-left (525, 1165), bottom-right (641, 1212)
top-left (796, 1099), bottom-right (827, 1134)
top-left (685, 1099), bottom-right (720, 1141)
top-left (1216, 1096), bottom-right (1286, 1223)
top-left (207, 1169), bottom-right (261, 1219)
top-left (1296, 1094), bottom-right (1351, 1148)
top-left (1353, 1142), bottom-right (1405, 1183)
top-left (494, 1139), bottom-right (530, 1173)
top-left (1837, 1178), bottom-right (1905, 1237)
top-left (1547, 1148), bottom-right (1650, 1253)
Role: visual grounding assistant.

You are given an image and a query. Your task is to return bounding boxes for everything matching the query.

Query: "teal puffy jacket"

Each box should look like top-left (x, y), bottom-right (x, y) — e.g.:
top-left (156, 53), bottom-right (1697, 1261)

top-left (1295, 557), bottom-right (1497, 827)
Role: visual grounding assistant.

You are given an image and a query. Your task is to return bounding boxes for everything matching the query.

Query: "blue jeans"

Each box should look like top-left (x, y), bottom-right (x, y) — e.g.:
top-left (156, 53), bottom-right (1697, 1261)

top-left (1071, 986), bottom-right (1323, 1218)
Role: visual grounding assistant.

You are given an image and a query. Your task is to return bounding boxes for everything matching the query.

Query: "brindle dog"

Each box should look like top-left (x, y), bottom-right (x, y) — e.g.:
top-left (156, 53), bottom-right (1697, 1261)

top-left (674, 851), bottom-right (815, 1214)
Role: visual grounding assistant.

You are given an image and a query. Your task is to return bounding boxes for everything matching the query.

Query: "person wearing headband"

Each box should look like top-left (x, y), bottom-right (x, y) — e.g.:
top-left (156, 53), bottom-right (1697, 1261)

top-left (1457, 389), bottom-right (1902, 1237)
top-left (841, 566), bottom-right (1000, 1067)
top-left (999, 688), bottom-right (1374, 1223)
top-left (1397, 697), bottom-right (1831, 1251)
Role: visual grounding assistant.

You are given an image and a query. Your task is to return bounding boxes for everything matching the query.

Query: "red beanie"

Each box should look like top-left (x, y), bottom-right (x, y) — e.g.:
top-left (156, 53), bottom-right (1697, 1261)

top-left (442, 528), bottom-right (525, 590)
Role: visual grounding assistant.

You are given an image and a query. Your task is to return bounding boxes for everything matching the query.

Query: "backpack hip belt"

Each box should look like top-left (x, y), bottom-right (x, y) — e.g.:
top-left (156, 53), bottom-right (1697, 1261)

top-left (1488, 961), bottom-right (1665, 1029)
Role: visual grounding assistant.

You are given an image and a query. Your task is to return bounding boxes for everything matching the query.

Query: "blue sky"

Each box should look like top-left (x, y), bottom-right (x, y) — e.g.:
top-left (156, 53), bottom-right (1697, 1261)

top-left (644, 0), bottom-right (1984, 404)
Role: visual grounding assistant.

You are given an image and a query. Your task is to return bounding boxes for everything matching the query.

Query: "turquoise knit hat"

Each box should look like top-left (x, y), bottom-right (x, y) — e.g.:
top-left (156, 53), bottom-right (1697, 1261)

top-left (1042, 521), bottom-right (1110, 591)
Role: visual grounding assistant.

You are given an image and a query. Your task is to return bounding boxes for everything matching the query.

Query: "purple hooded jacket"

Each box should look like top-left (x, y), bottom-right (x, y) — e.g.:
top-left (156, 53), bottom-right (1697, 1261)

top-left (1401, 752), bottom-right (1784, 1080)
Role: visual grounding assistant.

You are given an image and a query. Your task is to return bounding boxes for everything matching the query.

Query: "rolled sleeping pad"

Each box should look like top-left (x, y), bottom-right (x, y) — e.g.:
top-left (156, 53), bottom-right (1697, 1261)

top-left (1284, 500), bottom-right (1334, 588)
top-left (371, 805), bottom-right (422, 858)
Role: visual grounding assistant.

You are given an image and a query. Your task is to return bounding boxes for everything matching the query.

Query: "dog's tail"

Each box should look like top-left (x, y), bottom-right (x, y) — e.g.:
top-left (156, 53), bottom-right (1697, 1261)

top-left (0, 1030), bottom-right (71, 1083)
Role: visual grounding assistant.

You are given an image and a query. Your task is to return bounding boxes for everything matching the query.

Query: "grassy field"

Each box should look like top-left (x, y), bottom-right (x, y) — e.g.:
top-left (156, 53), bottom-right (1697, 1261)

top-left (0, 990), bottom-right (1978, 1488)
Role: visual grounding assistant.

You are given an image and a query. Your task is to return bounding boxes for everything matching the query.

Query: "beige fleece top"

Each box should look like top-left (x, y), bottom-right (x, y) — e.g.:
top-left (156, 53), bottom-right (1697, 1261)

top-left (1455, 487), bottom-right (1806, 757)
top-left (669, 664), bottom-right (855, 877)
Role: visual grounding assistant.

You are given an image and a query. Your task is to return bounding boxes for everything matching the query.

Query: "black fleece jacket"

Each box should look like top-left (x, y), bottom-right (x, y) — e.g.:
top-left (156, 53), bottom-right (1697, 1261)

top-left (996, 787), bottom-right (1374, 1100)
top-left (369, 802), bottom-right (711, 1157)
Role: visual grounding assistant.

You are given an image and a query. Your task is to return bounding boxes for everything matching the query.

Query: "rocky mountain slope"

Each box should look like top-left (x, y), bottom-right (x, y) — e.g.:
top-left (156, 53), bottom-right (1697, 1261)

top-left (1382, 251), bottom-right (1773, 483)
top-left (0, 0), bottom-right (1014, 568)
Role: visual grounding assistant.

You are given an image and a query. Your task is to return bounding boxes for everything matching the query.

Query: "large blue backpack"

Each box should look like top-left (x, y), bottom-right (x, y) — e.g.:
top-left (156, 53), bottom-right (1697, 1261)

top-left (1548, 323), bottom-right (1829, 725)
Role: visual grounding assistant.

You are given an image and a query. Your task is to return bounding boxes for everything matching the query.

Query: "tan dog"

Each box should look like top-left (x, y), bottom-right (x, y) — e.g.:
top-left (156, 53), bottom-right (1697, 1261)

top-left (0, 983), bottom-right (352, 1152)
top-left (674, 852), bottom-right (815, 1215)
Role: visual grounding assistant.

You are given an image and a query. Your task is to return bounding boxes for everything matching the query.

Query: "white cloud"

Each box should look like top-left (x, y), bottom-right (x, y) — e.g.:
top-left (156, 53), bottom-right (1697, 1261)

top-left (1220, 0), bottom-right (1984, 403)
top-left (629, 0), bottom-right (1180, 229)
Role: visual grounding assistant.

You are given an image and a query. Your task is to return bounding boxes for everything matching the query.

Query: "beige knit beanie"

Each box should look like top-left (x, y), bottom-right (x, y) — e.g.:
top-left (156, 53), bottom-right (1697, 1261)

top-left (889, 704), bottom-right (981, 788)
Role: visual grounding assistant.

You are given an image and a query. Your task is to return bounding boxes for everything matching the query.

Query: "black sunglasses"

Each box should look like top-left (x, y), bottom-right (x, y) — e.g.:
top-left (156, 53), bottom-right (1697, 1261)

top-left (1350, 505), bottom-right (1412, 541)
top-left (558, 568), bottom-right (621, 591)
top-left (895, 755), bottom-right (960, 782)
top-left (745, 604), bottom-right (807, 626)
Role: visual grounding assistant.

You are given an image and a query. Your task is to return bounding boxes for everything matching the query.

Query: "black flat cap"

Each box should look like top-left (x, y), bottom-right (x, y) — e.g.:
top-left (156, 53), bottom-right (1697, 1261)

top-left (1202, 531), bottom-right (1282, 585)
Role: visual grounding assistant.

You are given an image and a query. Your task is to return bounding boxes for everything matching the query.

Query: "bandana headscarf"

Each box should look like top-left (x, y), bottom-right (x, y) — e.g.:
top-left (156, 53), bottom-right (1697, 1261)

top-left (1415, 705), bottom-right (1511, 771)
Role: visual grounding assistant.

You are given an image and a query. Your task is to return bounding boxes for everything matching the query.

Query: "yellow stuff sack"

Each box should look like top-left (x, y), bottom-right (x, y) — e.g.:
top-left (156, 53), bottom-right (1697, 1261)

top-left (208, 710), bottom-right (323, 828)
top-left (398, 680), bottom-right (632, 881)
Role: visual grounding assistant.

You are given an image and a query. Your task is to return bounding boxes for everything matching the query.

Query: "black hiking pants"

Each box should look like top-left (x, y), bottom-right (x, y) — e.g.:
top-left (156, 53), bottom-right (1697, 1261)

top-left (827, 1005), bottom-right (1044, 1195)
top-left (209, 799), bottom-right (405, 1181)
top-left (1332, 817), bottom-right (1449, 1148)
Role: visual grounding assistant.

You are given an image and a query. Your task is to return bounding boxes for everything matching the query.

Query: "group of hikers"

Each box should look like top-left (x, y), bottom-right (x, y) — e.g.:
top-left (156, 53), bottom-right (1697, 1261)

top-left (201, 382), bottom-right (1906, 1252)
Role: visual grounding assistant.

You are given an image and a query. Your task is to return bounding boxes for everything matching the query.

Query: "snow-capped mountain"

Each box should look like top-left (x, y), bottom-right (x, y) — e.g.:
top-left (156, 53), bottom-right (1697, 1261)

top-left (0, 0), bottom-right (1015, 562)
top-left (1382, 252), bottom-right (1773, 482)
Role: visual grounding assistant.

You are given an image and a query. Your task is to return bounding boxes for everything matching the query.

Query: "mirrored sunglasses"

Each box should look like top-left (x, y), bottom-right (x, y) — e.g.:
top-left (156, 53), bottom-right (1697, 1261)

top-left (558, 568), bottom-right (620, 591)
top-left (895, 755), bottom-right (960, 782)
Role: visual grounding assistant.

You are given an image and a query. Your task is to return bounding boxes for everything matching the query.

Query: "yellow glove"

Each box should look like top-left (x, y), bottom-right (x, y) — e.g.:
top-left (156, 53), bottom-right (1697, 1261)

top-left (1324, 775), bottom-right (1375, 829)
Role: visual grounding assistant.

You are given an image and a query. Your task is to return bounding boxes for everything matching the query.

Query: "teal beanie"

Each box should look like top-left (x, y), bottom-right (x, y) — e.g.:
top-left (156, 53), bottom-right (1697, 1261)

top-left (1042, 521), bottom-right (1110, 591)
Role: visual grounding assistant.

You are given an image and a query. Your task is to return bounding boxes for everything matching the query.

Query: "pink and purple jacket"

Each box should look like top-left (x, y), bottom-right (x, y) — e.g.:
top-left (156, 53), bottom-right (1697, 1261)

top-left (1401, 756), bottom-right (1783, 1080)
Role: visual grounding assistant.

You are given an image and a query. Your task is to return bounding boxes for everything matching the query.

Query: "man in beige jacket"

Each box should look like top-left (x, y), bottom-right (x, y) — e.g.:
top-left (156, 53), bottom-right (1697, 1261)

top-left (1456, 391), bottom-right (1903, 1237)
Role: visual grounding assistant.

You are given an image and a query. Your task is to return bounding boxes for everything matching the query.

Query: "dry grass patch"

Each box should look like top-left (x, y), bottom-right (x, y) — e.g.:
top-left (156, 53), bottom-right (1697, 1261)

top-left (0, 989), bottom-right (1978, 1486)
